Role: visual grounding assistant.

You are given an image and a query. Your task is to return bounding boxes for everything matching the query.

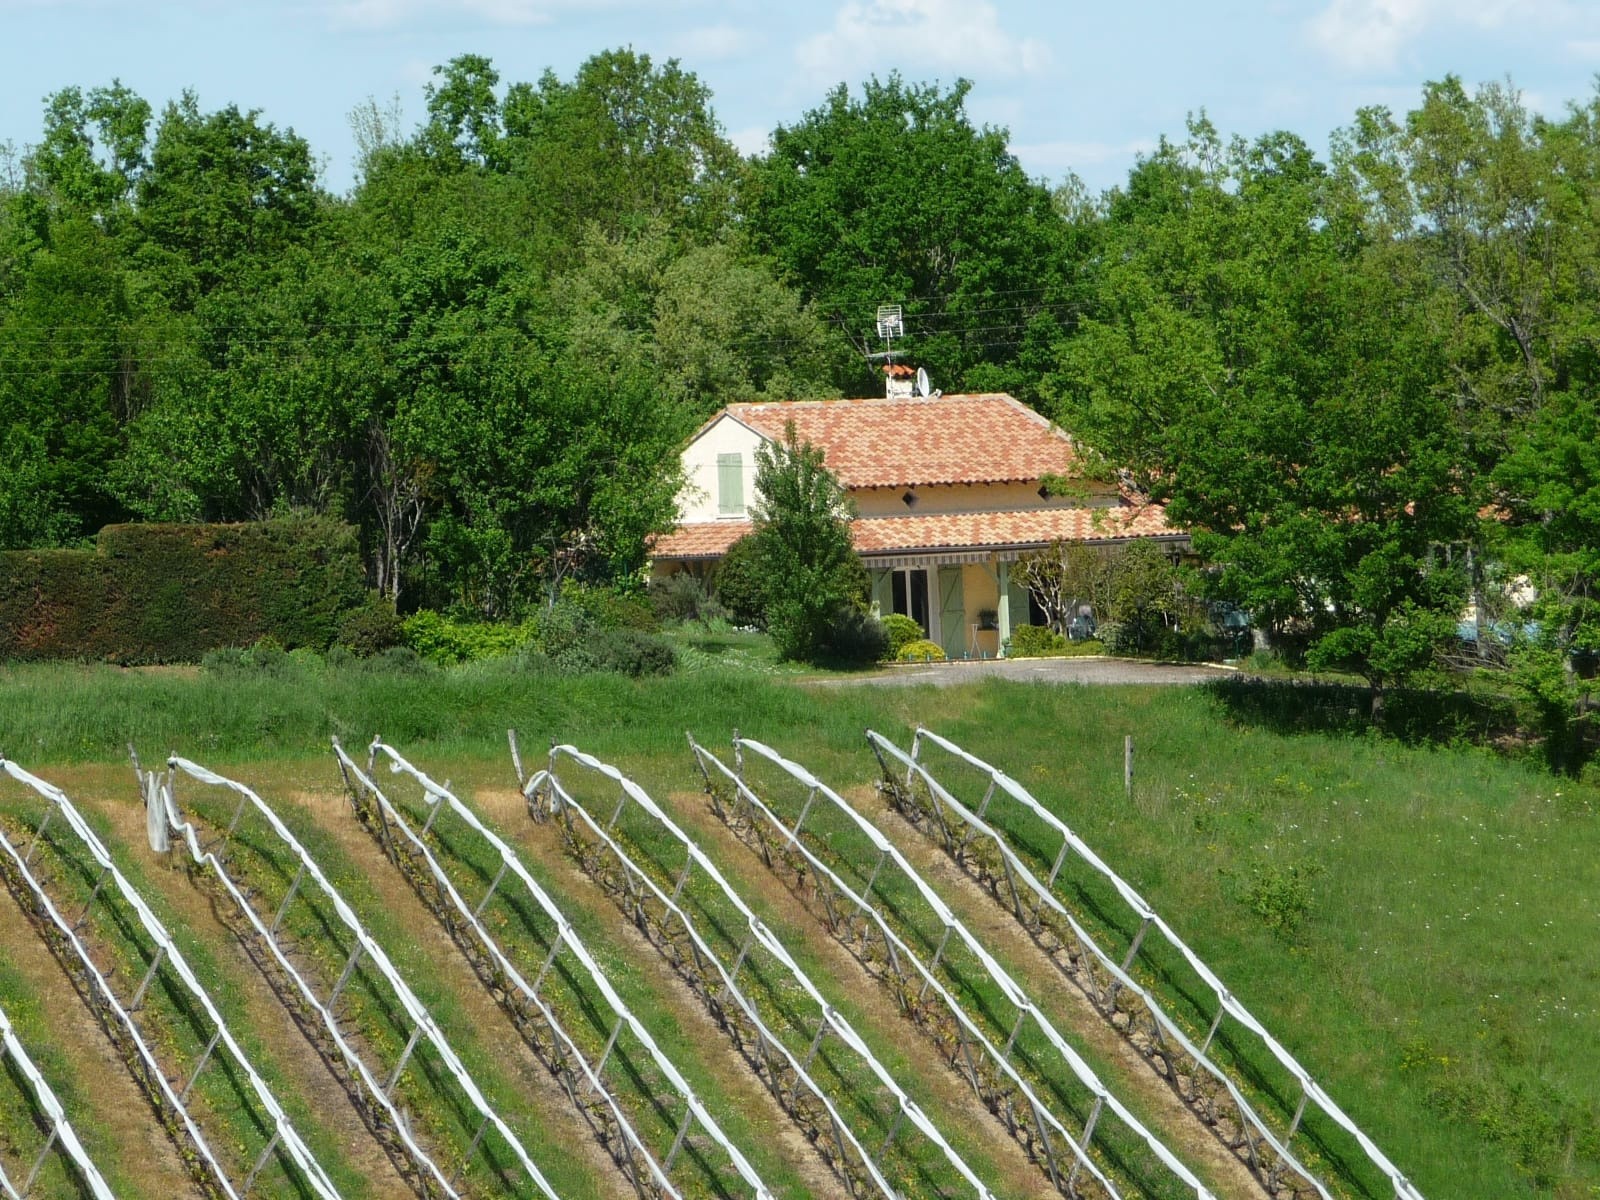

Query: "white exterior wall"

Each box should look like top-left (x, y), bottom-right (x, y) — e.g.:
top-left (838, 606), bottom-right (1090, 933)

top-left (850, 480), bottom-right (1121, 517)
top-left (676, 416), bottom-right (768, 523)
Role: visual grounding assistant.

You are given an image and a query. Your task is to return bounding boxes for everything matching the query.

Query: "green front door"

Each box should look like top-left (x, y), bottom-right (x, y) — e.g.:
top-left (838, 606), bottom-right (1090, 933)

top-left (937, 566), bottom-right (965, 659)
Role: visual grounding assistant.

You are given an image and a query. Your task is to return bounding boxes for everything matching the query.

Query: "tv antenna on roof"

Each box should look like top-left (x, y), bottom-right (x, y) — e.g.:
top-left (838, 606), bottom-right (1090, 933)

top-left (869, 303), bottom-right (904, 364)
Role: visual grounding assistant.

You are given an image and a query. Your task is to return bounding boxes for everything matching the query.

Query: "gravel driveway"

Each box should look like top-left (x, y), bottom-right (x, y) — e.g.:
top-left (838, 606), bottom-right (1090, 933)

top-left (809, 657), bottom-right (1234, 688)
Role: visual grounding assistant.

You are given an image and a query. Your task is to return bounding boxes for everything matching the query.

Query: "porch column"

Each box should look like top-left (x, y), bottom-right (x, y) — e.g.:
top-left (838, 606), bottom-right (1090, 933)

top-left (997, 560), bottom-right (1012, 657)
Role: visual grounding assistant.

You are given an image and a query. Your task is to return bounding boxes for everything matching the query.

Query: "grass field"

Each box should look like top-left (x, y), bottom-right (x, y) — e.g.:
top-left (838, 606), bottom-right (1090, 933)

top-left (0, 655), bottom-right (1594, 1198)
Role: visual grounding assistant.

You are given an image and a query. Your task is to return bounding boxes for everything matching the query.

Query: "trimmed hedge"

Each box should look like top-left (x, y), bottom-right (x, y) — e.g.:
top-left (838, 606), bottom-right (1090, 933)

top-left (0, 518), bottom-right (368, 664)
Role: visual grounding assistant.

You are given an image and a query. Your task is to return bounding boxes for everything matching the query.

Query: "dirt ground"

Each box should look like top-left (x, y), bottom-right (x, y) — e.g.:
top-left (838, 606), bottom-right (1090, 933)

top-left (78, 789), bottom-right (417, 1199)
top-left (286, 780), bottom-right (637, 1200)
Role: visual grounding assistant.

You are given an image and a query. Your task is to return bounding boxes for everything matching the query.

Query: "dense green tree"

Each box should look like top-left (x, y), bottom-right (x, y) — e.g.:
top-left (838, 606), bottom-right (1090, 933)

top-left (135, 92), bottom-right (321, 302)
top-left (749, 423), bottom-right (867, 661)
top-left (1056, 122), bottom-right (1474, 705)
top-left (502, 49), bottom-right (741, 255)
top-left (0, 216), bottom-right (144, 542)
top-left (560, 224), bottom-right (840, 419)
top-left (741, 75), bottom-right (1074, 398)
top-left (30, 81), bottom-right (149, 224)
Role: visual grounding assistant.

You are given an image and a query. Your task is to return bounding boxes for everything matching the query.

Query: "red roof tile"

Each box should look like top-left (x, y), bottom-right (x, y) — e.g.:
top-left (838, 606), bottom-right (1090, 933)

top-left (652, 521), bottom-right (753, 560)
top-left (848, 505), bottom-right (1181, 554)
top-left (651, 504), bottom-right (1181, 561)
top-left (723, 393), bottom-right (1076, 489)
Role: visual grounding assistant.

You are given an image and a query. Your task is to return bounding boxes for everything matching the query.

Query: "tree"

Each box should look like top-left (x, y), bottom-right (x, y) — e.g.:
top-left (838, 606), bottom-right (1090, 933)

top-left (1104, 540), bottom-right (1195, 654)
top-left (0, 216), bottom-right (143, 542)
top-left (1015, 539), bottom-right (1113, 632)
top-left (560, 224), bottom-right (840, 421)
top-left (1055, 121), bottom-right (1474, 708)
top-left (136, 91), bottom-right (321, 303)
top-left (740, 75), bottom-right (1075, 398)
top-left (501, 49), bottom-right (742, 255)
top-left (30, 81), bottom-right (150, 224)
top-left (749, 423), bottom-right (867, 661)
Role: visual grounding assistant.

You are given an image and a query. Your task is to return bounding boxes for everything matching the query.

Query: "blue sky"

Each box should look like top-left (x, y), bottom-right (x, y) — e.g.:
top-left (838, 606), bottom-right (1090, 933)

top-left (5, 0), bottom-right (1600, 197)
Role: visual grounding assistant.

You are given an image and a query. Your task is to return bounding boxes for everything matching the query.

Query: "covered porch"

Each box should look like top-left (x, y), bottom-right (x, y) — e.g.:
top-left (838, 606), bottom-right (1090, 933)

top-left (867, 551), bottom-right (1032, 660)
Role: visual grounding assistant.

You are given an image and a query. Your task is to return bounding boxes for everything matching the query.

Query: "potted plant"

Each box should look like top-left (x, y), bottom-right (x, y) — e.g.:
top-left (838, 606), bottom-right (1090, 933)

top-left (976, 608), bottom-right (999, 631)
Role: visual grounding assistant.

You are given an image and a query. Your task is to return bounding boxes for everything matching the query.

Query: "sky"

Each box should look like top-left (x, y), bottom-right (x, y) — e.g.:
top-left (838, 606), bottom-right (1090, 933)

top-left (5, 0), bottom-right (1600, 197)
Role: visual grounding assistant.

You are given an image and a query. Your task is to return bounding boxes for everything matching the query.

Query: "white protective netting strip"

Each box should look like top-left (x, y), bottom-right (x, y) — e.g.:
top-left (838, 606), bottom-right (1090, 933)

top-left (866, 730), bottom-right (1325, 1198)
top-left (358, 737), bottom-right (773, 1200)
top-left (522, 742), bottom-right (993, 1200)
top-left (154, 754), bottom-right (466, 1198)
top-left (328, 740), bottom-right (613, 1200)
top-left (725, 736), bottom-right (1218, 1200)
top-left (0, 1001), bottom-right (116, 1200)
top-left (906, 727), bottom-right (1425, 1200)
top-left (687, 736), bottom-right (1124, 1199)
top-left (0, 759), bottom-right (341, 1200)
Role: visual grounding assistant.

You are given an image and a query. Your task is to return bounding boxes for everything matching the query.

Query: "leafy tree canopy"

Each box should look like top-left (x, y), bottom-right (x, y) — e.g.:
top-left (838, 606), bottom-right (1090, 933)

top-left (741, 74), bottom-right (1075, 399)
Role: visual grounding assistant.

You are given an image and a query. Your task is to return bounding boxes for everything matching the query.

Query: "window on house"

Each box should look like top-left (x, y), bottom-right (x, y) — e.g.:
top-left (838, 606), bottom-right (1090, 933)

top-left (890, 568), bottom-right (930, 634)
top-left (717, 453), bottom-right (744, 515)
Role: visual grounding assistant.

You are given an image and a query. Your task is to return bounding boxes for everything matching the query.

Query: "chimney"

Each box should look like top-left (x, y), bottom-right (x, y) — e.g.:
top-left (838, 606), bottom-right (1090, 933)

top-left (884, 362), bottom-right (918, 399)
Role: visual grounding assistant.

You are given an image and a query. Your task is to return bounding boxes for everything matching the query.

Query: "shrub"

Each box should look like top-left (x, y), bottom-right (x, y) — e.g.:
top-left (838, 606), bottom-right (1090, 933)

top-left (559, 581), bottom-right (656, 632)
top-left (199, 636), bottom-right (297, 677)
top-left (896, 638), bottom-right (947, 662)
top-left (880, 612), bottom-right (925, 659)
top-left (0, 518), bottom-right (369, 664)
top-left (714, 535), bottom-right (767, 627)
top-left (820, 608), bottom-right (889, 667)
top-left (649, 572), bottom-right (710, 623)
top-left (531, 599), bottom-right (598, 664)
top-left (336, 598), bottom-right (405, 657)
top-left (401, 610), bottom-right (533, 664)
top-left (1009, 624), bottom-right (1067, 657)
top-left (1235, 860), bottom-right (1323, 941)
top-left (199, 646), bottom-right (251, 674)
top-left (369, 645), bottom-right (431, 675)
top-left (588, 628), bottom-right (678, 677)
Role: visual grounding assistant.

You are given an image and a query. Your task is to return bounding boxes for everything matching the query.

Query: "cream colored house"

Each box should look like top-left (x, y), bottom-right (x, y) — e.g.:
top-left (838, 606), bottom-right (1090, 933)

top-left (651, 385), bottom-right (1186, 658)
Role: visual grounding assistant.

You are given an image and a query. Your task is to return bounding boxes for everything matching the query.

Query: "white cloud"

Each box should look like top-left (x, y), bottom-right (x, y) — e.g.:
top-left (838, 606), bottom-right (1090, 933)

top-left (1011, 137), bottom-right (1156, 174)
top-left (325, 0), bottom-right (617, 31)
top-left (669, 23), bottom-right (762, 63)
top-left (797, 0), bottom-right (1050, 78)
top-left (1308, 0), bottom-right (1565, 72)
top-left (726, 123), bottom-right (772, 157)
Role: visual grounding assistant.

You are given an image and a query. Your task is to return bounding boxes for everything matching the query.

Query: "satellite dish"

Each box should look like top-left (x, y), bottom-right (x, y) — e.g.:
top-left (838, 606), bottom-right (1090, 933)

top-left (915, 367), bottom-right (930, 397)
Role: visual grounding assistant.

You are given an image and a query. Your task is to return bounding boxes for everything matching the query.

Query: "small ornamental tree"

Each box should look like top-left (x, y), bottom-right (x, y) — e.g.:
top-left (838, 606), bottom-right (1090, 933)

top-left (1015, 538), bottom-right (1114, 633)
top-left (749, 421), bottom-right (867, 661)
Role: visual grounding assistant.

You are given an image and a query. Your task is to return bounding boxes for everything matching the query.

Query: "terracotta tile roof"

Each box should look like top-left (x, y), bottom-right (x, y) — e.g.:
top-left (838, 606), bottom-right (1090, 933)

top-left (652, 521), bottom-right (753, 560)
top-left (651, 503), bottom-right (1181, 561)
top-left (848, 504), bottom-right (1181, 555)
top-left (723, 393), bottom-right (1076, 489)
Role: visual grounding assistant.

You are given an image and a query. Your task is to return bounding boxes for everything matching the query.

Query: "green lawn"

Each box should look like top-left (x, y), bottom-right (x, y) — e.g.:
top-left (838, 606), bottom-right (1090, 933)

top-left (0, 656), bottom-right (1594, 1197)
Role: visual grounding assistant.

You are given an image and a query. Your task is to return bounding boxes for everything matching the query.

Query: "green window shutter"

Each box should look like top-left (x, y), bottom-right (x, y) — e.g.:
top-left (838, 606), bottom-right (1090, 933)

top-left (717, 453), bottom-right (744, 514)
top-left (1005, 571), bottom-right (1029, 631)
top-left (938, 566), bottom-right (966, 659)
